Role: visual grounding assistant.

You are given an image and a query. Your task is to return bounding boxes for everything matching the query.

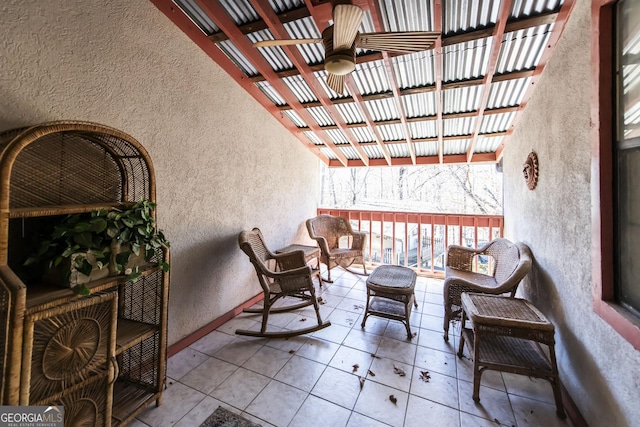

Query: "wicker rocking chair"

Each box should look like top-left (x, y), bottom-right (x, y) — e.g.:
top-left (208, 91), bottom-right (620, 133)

top-left (306, 215), bottom-right (368, 283)
top-left (443, 238), bottom-right (532, 341)
top-left (236, 228), bottom-right (331, 338)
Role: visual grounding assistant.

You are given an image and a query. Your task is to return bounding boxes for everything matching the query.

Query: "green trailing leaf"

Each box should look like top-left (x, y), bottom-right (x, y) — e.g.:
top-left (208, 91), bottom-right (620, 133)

top-left (24, 257), bottom-right (38, 266)
top-left (160, 262), bottom-right (170, 272)
top-left (106, 226), bottom-right (119, 239)
top-left (73, 284), bottom-right (91, 296)
top-left (115, 251), bottom-right (131, 271)
top-left (131, 242), bottom-right (141, 256)
top-left (73, 231), bottom-right (93, 248)
top-left (73, 222), bottom-right (91, 233)
top-left (121, 217), bottom-right (135, 228)
top-left (89, 217), bottom-right (107, 233)
top-left (77, 258), bottom-right (93, 277)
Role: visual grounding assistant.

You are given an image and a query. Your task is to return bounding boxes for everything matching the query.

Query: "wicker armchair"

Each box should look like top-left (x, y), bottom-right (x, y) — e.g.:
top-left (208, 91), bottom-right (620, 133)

top-left (237, 228), bottom-right (331, 338)
top-left (443, 238), bottom-right (532, 341)
top-left (306, 215), bottom-right (368, 282)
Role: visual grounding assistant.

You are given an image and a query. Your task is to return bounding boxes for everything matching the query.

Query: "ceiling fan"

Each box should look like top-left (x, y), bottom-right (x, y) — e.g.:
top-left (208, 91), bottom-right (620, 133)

top-left (253, 3), bottom-right (440, 94)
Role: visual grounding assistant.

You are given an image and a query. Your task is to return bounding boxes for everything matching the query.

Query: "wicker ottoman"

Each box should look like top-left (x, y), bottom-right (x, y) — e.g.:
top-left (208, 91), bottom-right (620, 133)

top-left (361, 265), bottom-right (417, 339)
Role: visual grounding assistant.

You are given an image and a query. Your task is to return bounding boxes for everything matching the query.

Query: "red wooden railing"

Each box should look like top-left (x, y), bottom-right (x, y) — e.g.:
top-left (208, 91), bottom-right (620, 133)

top-left (317, 208), bottom-right (504, 277)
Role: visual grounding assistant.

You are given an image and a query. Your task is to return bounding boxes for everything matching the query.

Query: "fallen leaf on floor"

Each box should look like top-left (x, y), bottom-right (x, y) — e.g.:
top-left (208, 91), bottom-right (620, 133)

top-left (393, 365), bottom-right (406, 377)
top-left (493, 419), bottom-right (500, 424)
top-left (419, 370), bottom-right (431, 382)
top-left (530, 410), bottom-right (534, 414)
top-left (346, 318), bottom-right (354, 325)
top-left (411, 332), bottom-right (417, 338)
top-left (318, 297), bottom-right (325, 305)
top-left (300, 318), bottom-right (307, 322)
top-left (353, 304), bottom-right (365, 310)
top-left (389, 395), bottom-right (397, 405)
top-left (444, 362), bottom-right (448, 365)
top-left (288, 350), bottom-right (296, 354)
top-left (368, 369), bottom-right (375, 377)
top-left (370, 353), bottom-right (381, 359)
top-left (352, 364), bottom-right (359, 373)
top-left (358, 376), bottom-right (365, 389)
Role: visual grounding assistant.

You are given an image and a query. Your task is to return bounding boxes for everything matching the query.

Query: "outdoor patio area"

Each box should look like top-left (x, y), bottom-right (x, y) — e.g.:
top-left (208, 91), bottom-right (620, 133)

top-left (133, 269), bottom-right (571, 427)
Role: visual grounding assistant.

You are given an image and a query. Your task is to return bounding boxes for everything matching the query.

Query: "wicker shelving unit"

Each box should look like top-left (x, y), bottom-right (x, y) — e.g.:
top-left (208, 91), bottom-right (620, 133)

top-left (0, 121), bottom-right (170, 426)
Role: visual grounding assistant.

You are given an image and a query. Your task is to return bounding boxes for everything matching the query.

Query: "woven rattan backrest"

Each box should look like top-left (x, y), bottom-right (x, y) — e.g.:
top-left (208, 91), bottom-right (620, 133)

top-left (238, 229), bottom-right (273, 293)
top-left (307, 215), bottom-right (351, 249)
top-left (486, 239), bottom-right (519, 283)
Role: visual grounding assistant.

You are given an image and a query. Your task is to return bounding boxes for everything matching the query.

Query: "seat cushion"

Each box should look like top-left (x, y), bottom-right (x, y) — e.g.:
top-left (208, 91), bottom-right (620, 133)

top-left (445, 267), bottom-right (498, 290)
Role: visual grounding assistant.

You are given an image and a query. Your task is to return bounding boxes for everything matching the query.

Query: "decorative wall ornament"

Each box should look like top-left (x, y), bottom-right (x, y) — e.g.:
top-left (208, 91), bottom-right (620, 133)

top-left (523, 151), bottom-right (539, 190)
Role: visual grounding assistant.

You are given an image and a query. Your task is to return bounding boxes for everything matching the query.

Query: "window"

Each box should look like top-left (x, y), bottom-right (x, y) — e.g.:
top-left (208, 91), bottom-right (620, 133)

top-left (616, 0), bottom-right (640, 316)
top-left (592, 0), bottom-right (640, 349)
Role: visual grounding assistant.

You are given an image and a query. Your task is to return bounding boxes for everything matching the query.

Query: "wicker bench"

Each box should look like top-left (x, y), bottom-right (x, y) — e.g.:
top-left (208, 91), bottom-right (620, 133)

top-left (458, 293), bottom-right (565, 418)
top-left (361, 265), bottom-right (417, 339)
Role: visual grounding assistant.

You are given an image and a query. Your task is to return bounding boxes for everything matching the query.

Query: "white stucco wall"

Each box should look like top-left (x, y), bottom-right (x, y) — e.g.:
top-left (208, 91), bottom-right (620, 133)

top-left (0, 0), bottom-right (320, 344)
top-left (503, 1), bottom-right (640, 425)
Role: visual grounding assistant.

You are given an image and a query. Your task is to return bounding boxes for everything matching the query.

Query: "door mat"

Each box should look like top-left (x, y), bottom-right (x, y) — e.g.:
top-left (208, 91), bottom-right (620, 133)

top-left (199, 406), bottom-right (262, 427)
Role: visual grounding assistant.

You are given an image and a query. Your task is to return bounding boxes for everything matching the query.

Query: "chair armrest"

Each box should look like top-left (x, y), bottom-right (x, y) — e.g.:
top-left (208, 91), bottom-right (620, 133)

top-left (309, 235), bottom-right (331, 256)
top-left (351, 231), bottom-right (367, 250)
top-left (446, 245), bottom-right (480, 271)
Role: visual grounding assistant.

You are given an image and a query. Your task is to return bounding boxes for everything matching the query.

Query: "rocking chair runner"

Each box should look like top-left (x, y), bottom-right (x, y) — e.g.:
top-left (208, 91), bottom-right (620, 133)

top-left (306, 215), bottom-right (368, 282)
top-left (237, 228), bottom-right (331, 338)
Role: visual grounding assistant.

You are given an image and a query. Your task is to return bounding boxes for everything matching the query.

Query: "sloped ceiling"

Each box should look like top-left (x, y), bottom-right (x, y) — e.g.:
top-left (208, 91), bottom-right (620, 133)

top-left (151, 0), bottom-right (575, 167)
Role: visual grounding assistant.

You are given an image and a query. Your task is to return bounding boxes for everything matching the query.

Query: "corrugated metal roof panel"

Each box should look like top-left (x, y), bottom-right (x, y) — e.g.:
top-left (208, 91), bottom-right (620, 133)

top-left (351, 126), bottom-right (375, 142)
top-left (352, 60), bottom-right (391, 94)
top-left (393, 51), bottom-right (436, 88)
top-left (218, 0), bottom-right (258, 24)
top-left (377, 0), bottom-right (435, 32)
top-left (443, 0), bottom-right (500, 35)
top-left (326, 129), bottom-right (350, 144)
top-left (282, 75), bottom-right (318, 103)
top-left (378, 124), bottom-right (405, 141)
top-left (496, 24), bottom-right (553, 73)
top-left (282, 110), bottom-right (306, 128)
top-left (339, 146), bottom-right (360, 160)
top-left (365, 98), bottom-right (400, 121)
top-left (443, 86), bottom-right (482, 113)
top-left (283, 17), bottom-right (323, 65)
top-left (173, 0), bottom-right (218, 35)
top-left (402, 92), bottom-right (437, 117)
top-left (307, 106), bottom-right (335, 126)
top-left (320, 147), bottom-right (337, 159)
top-left (443, 117), bottom-right (476, 136)
top-left (474, 135), bottom-right (504, 153)
top-left (362, 144), bottom-right (385, 159)
top-left (303, 130), bottom-right (323, 145)
top-left (255, 81), bottom-right (286, 105)
top-left (218, 40), bottom-right (258, 76)
top-left (486, 77), bottom-right (531, 108)
top-left (247, 31), bottom-right (295, 71)
top-left (480, 112), bottom-right (515, 133)
top-left (335, 102), bottom-right (365, 124)
top-left (443, 139), bottom-right (470, 155)
top-left (443, 38), bottom-right (492, 82)
top-left (409, 121), bottom-right (438, 138)
top-left (510, 0), bottom-right (562, 19)
top-left (414, 141), bottom-right (439, 156)
top-left (313, 70), bottom-right (351, 98)
top-left (268, 0), bottom-right (305, 13)
top-left (388, 143), bottom-right (410, 158)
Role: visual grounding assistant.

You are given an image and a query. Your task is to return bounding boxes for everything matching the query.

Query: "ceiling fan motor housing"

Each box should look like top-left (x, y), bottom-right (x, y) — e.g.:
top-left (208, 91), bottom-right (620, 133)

top-left (323, 26), bottom-right (356, 76)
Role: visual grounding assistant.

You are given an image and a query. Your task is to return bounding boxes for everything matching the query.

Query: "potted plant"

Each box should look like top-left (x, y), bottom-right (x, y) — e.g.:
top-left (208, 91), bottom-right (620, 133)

top-left (25, 200), bottom-right (170, 294)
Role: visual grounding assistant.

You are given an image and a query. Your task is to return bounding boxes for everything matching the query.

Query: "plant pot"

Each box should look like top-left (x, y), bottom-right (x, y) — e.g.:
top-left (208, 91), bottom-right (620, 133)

top-left (43, 250), bottom-right (110, 289)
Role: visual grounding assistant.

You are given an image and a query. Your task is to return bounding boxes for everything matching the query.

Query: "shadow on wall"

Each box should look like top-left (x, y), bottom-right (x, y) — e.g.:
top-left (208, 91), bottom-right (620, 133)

top-left (522, 258), bottom-right (623, 424)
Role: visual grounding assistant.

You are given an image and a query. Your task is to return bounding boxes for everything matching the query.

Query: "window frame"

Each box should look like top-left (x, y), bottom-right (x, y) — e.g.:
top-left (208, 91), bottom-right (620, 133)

top-left (592, 0), bottom-right (640, 349)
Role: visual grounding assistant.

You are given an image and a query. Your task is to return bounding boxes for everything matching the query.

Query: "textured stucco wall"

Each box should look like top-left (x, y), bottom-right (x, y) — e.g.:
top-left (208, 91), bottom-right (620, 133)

top-left (0, 0), bottom-right (319, 344)
top-left (503, 1), bottom-right (640, 425)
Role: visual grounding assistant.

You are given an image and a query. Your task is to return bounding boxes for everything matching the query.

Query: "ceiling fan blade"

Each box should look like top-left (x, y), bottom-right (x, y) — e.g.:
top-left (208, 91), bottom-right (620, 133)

top-left (357, 32), bottom-right (440, 53)
top-left (326, 73), bottom-right (346, 95)
top-left (333, 4), bottom-right (363, 50)
top-left (253, 38), bottom-right (322, 47)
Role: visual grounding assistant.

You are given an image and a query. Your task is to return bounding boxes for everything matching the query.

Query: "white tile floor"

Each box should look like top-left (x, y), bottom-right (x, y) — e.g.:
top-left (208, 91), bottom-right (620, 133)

top-left (136, 269), bottom-right (573, 427)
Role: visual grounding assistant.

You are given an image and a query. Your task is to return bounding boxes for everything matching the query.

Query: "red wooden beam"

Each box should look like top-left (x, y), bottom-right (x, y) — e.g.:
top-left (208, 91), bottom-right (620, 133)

top-left (434, 0), bottom-right (444, 164)
top-left (148, 0), bottom-right (325, 161)
top-left (195, 0), bottom-right (350, 166)
top-left (496, 0), bottom-right (577, 160)
top-left (466, 0), bottom-right (512, 163)
top-left (250, 0), bottom-right (371, 166)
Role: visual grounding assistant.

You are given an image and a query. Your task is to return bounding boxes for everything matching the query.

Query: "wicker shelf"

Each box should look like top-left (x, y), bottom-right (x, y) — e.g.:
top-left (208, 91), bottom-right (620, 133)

top-left (25, 264), bottom-right (162, 311)
top-left (116, 319), bottom-right (159, 355)
top-left (111, 381), bottom-right (157, 425)
top-left (9, 203), bottom-right (124, 219)
top-left (0, 122), bottom-right (169, 426)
